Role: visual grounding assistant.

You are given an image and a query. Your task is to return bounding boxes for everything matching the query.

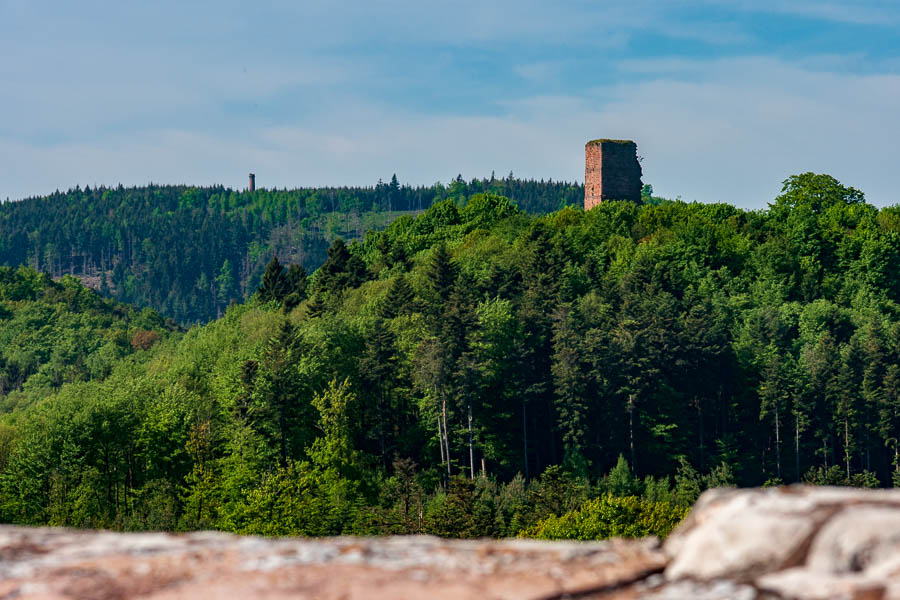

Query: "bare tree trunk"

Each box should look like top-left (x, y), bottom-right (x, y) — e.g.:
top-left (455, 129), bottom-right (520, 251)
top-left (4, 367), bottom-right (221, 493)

top-left (844, 417), bottom-right (851, 478)
top-left (522, 399), bottom-right (529, 479)
top-left (437, 414), bottom-right (446, 470)
top-left (795, 412), bottom-right (800, 482)
top-left (379, 390), bottom-right (387, 470)
top-left (628, 394), bottom-right (636, 474)
top-left (441, 390), bottom-right (451, 480)
top-left (468, 402), bottom-right (474, 480)
top-left (775, 405), bottom-right (781, 480)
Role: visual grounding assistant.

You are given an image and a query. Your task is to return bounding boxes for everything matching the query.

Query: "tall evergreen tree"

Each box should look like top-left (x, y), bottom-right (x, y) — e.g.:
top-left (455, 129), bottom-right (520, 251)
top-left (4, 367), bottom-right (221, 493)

top-left (551, 304), bottom-right (589, 475)
top-left (258, 256), bottom-right (289, 303)
top-left (380, 276), bottom-right (415, 320)
top-left (283, 264), bottom-right (308, 310)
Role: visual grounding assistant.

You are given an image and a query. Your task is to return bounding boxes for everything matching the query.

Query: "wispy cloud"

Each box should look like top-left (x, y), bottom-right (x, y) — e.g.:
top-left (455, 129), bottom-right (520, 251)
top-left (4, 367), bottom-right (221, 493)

top-left (716, 0), bottom-right (900, 25)
top-left (1, 2), bottom-right (899, 207)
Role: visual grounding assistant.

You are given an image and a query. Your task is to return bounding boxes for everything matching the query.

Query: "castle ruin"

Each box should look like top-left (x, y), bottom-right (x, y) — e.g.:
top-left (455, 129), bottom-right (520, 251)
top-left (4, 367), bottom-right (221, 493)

top-left (584, 139), bottom-right (642, 209)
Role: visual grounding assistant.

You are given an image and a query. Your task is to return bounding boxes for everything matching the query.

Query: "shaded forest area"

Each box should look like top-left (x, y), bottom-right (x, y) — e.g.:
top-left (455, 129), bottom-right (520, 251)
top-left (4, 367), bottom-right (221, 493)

top-left (1, 173), bottom-right (899, 538)
top-left (0, 176), bottom-right (582, 323)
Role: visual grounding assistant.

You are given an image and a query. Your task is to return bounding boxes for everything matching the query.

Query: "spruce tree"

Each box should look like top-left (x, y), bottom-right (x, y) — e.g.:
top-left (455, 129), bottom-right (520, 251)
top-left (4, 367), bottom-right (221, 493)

top-left (425, 243), bottom-right (457, 325)
top-left (380, 276), bottom-right (415, 319)
top-left (258, 256), bottom-right (289, 303)
top-left (283, 264), bottom-right (308, 310)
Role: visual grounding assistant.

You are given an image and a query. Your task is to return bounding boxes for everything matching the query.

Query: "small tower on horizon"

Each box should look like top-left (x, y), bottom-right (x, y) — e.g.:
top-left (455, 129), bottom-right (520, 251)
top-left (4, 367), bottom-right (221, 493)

top-left (584, 139), bottom-right (642, 210)
top-left (248, 173), bottom-right (256, 192)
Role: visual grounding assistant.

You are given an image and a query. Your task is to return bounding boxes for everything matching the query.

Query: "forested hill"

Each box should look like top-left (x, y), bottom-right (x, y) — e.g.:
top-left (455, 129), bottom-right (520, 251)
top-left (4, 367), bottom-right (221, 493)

top-left (2, 173), bottom-right (900, 536)
top-left (0, 176), bottom-right (582, 324)
top-left (0, 266), bottom-right (174, 414)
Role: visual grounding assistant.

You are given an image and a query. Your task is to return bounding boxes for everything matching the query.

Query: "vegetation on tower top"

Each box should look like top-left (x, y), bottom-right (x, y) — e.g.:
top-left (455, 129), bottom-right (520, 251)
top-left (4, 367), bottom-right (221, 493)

top-left (586, 139), bottom-right (636, 146)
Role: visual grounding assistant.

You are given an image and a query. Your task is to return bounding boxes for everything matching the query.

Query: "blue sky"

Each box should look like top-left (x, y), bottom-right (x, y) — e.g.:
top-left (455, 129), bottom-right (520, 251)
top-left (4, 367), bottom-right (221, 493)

top-left (2, 1), bottom-right (899, 208)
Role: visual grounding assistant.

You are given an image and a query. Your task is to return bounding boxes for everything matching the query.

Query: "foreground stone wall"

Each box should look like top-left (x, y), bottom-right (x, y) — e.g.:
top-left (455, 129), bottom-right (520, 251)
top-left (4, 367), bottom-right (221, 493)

top-left (1, 486), bottom-right (898, 599)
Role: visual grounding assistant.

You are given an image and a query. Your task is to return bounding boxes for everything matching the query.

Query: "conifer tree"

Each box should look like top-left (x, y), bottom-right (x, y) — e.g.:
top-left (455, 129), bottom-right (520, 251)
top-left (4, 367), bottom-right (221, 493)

top-left (283, 264), bottom-right (308, 310)
top-left (425, 243), bottom-right (457, 318)
top-left (380, 276), bottom-right (415, 320)
top-left (552, 304), bottom-right (589, 476)
top-left (258, 256), bottom-right (289, 303)
top-left (359, 318), bottom-right (399, 466)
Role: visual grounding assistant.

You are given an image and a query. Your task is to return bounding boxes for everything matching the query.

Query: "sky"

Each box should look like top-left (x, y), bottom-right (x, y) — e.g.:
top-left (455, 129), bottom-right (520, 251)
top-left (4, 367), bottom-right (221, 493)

top-left (1, 1), bottom-right (899, 209)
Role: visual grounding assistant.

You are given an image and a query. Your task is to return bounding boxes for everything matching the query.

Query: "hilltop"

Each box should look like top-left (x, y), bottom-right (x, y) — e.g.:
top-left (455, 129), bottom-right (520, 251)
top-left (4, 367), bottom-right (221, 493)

top-left (0, 177), bottom-right (582, 324)
top-left (0, 173), bottom-right (899, 536)
top-left (0, 266), bottom-right (174, 415)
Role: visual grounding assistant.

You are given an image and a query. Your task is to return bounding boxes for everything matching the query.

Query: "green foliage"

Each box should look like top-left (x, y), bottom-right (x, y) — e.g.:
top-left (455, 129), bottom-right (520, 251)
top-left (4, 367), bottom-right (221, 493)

top-left (0, 266), bottom-right (174, 412)
top-left (0, 179), bottom-right (580, 323)
top-left (1, 172), bottom-right (899, 538)
top-left (605, 454), bottom-right (640, 497)
top-left (519, 494), bottom-right (688, 541)
top-left (803, 465), bottom-right (880, 488)
top-left (231, 460), bottom-right (365, 537)
top-left (424, 476), bottom-right (497, 538)
top-left (258, 256), bottom-right (290, 303)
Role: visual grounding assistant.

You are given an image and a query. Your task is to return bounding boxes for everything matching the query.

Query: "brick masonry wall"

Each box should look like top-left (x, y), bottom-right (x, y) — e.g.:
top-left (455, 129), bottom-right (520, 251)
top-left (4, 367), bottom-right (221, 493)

top-left (585, 140), bottom-right (642, 210)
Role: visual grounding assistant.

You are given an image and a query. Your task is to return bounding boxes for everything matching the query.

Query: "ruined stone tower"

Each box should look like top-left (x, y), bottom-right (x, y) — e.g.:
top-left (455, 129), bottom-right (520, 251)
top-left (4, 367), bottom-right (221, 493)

top-left (248, 173), bottom-right (256, 192)
top-left (584, 139), bottom-right (642, 210)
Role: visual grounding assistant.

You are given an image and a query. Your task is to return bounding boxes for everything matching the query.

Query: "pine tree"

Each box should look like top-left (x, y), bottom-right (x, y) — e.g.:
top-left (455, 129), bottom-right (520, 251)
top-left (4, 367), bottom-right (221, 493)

top-left (314, 238), bottom-right (368, 304)
top-left (759, 346), bottom-right (790, 480)
top-left (283, 264), bottom-right (308, 310)
top-left (880, 364), bottom-right (900, 474)
top-left (552, 304), bottom-right (588, 475)
top-left (380, 276), bottom-right (415, 320)
top-left (254, 320), bottom-right (309, 467)
top-left (258, 256), bottom-right (289, 303)
top-left (426, 243), bottom-right (457, 314)
top-left (359, 318), bottom-right (399, 466)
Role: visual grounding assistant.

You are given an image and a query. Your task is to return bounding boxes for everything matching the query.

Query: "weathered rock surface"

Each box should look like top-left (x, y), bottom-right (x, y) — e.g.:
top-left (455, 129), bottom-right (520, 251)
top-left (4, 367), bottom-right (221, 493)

top-left (664, 486), bottom-right (900, 600)
top-left (0, 528), bottom-right (665, 599)
top-left (1, 486), bottom-right (899, 599)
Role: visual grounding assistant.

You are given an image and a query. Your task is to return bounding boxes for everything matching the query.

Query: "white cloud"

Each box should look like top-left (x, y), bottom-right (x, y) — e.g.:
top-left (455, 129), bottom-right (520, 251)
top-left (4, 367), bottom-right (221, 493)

top-left (715, 0), bottom-right (900, 25)
top-left (2, 3), bottom-right (899, 208)
top-left (4, 55), bottom-right (898, 209)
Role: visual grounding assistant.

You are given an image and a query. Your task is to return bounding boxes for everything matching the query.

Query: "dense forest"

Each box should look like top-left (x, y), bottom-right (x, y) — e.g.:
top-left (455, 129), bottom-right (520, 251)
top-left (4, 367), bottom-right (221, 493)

top-left (0, 175), bottom-right (583, 324)
top-left (0, 266), bottom-right (174, 414)
top-left (1, 172), bottom-right (899, 539)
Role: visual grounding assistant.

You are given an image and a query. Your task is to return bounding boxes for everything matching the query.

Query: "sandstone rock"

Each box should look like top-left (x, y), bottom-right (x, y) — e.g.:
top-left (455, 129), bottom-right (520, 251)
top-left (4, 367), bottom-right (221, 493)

top-left (3, 486), bottom-right (900, 599)
top-left (637, 578), bottom-right (761, 600)
top-left (664, 486), bottom-right (830, 580)
top-left (664, 486), bottom-right (900, 600)
top-left (0, 528), bottom-right (665, 600)
top-left (756, 568), bottom-right (893, 600)
top-left (806, 506), bottom-right (900, 574)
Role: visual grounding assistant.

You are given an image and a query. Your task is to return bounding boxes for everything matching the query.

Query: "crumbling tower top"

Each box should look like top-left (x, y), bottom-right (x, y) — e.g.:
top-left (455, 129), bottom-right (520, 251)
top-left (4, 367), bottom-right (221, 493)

top-left (584, 139), bottom-right (642, 210)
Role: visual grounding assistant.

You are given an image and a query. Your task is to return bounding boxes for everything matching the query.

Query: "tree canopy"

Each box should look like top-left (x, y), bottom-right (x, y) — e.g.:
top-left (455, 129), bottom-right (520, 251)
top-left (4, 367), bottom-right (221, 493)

top-left (0, 174), bottom-right (898, 537)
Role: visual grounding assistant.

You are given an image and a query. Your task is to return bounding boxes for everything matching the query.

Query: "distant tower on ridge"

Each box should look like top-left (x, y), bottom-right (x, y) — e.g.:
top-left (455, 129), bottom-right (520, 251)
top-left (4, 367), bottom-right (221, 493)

top-left (248, 173), bottom-right (256, 192)
top-left (584, 139), bottom-right (642, 210)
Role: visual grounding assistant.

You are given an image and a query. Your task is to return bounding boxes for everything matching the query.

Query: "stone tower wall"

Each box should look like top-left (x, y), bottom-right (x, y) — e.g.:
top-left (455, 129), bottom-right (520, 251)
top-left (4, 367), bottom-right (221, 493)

top-left (584, 140), bottom-right (642, 210)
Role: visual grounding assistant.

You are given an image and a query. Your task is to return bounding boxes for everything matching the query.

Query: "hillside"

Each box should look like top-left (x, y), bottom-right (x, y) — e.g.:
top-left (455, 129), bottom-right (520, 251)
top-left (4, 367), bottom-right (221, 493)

top-left (1, 173), bottom-right (899, 536)
top-left (0, 177), bottom-right (582, 324)
top-left (0, 266), bottom-right (174, 414)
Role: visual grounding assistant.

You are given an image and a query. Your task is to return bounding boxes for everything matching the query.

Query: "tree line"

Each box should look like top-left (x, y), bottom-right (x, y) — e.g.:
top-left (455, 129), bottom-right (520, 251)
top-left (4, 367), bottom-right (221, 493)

top-left (0, 176), bottom-right (582, 324)
top-left (0, 173), bottom-right (898, 537)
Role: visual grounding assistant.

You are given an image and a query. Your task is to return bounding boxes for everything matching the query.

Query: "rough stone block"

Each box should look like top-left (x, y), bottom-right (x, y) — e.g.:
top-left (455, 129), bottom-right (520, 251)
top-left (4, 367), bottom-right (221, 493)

top-left (584, 139), bottom-right (642, 209)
